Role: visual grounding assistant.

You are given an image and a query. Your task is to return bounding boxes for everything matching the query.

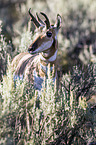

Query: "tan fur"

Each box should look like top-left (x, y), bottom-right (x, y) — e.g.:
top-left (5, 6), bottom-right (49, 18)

top-left (12, 12), bottom-right (61, 89)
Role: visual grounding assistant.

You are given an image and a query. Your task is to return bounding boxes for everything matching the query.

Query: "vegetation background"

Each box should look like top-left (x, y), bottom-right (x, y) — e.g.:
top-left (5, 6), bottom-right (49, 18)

top-left (0, 0), bottom-right (96, 144)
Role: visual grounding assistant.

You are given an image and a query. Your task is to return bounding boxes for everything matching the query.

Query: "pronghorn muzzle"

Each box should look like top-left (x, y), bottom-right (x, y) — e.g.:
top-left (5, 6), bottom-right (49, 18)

top-left (28, 37), bottom-right (39, 54)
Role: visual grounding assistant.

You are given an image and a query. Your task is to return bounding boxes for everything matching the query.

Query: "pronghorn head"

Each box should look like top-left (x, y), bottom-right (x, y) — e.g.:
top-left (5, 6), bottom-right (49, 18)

top-left (28, 9), bottom-right (61, 54)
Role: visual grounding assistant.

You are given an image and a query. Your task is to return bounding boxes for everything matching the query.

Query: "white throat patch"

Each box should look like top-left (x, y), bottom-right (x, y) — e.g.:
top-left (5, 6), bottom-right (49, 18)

top-left (48, 50), bottom-right (58, 62)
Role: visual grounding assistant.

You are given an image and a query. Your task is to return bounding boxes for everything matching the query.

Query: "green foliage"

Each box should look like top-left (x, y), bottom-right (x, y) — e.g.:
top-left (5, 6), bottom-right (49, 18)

top-left (1, 0), bottom-right (96, 72)
top-left (0, 1), bottom-right (96, 144)
top-left (0, 56), bottom-right (95, 144)
top-left (19, 30), bottom-right (33, 53)
top-left (0, 30), bottom-right (8, 79)
top-left (0, 21), bottom-right (13, 80)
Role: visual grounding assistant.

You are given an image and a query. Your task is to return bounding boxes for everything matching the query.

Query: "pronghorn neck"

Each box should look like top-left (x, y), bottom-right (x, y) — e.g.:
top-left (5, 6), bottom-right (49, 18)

top-left (39, 54), bottom-right (57, 76)
top-left (36, 39), bottom-right (58, 78)
top-left (33, 46), bottom-right (57, 90)
top-left (40, 39), bottom-right (58, 60)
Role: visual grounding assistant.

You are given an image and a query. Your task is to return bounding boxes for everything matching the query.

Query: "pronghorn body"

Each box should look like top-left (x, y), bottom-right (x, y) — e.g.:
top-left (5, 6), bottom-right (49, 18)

top-left (12, 9), bottom-right (61, 90)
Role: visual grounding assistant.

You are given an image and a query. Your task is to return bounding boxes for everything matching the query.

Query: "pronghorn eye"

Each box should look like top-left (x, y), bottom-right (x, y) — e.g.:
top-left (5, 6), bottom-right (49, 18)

top-left (46, 31), bottom-right (52, 37)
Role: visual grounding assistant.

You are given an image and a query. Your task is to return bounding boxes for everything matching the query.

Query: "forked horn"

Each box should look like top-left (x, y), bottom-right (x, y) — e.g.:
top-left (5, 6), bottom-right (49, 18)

top-left (36, 12), bottom-right (45, 26)
top-left (40, 12), bottom-right (50, 29)
top-left (28, 8), bottom-right (41, 28)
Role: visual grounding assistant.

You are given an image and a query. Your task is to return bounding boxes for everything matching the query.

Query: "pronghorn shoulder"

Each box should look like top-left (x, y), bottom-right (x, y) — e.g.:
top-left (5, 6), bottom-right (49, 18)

top-left (12, 52), bottom-right (35, 73)
top-left (12, 52), bottom-right (28, 66)
top-left (12, 52), bottom-right (35, 66)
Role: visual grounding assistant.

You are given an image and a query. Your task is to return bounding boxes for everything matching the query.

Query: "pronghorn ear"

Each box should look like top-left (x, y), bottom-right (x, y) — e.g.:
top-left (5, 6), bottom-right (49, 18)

top-left (54, 14), bottom-right (61, 29)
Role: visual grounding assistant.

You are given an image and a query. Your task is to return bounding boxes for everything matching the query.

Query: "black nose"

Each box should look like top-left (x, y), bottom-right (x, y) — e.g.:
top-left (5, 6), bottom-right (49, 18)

top-left (28, 45), bottom-right (35, 52)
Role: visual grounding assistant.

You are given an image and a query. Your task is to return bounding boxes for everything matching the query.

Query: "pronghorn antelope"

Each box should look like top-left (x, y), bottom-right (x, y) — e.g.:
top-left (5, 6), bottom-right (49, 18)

top-left (12, 9), bottom-right (61, 90)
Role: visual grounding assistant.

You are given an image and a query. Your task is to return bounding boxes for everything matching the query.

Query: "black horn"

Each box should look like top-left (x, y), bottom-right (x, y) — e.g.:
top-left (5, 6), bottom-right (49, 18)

top-left (36, 12), bottom-right (45, 26)
top-left (40, 12), bottom-right (50, 29)
top-left (28, 8), bottom-right (41, 28)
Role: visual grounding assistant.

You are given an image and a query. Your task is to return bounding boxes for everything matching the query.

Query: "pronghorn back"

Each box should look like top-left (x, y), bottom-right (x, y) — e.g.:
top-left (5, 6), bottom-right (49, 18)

top-left (12, 9), bottom-right (61, 90)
